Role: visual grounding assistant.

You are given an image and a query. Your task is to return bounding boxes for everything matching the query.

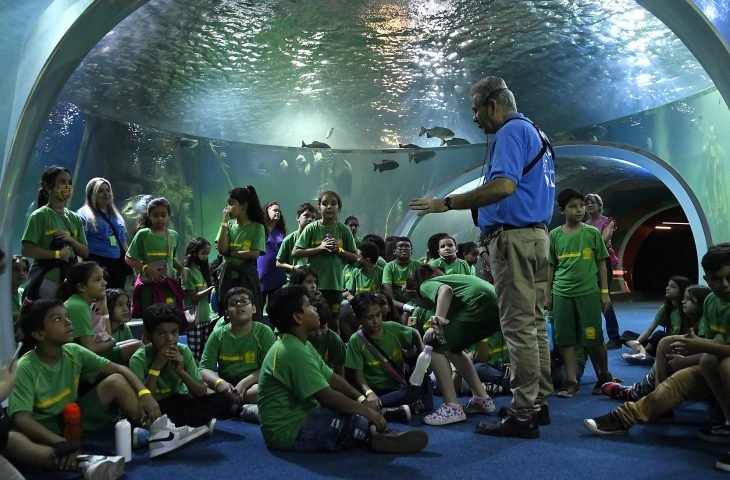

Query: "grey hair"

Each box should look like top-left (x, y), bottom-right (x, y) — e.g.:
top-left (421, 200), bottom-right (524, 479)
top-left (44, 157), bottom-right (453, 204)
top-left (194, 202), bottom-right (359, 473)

top-left (585, 193), bottom-right (604, 213)
top-left (471, 76), bottom-right (517, 110)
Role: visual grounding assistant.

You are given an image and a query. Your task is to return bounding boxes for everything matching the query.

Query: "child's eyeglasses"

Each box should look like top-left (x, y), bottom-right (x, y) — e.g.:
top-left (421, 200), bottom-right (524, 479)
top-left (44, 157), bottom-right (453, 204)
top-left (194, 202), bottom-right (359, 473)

top-left (230, 299), bottom-right (252, 307)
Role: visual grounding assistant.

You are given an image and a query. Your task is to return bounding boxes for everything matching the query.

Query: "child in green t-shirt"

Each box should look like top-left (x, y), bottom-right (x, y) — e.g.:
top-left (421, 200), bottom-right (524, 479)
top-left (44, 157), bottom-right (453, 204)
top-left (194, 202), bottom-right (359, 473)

top-left (308, 297), bottom-right (346, 377)
top-left (7, 298), bottom-right (161, 477)
top-left (11, 254), bottom-right (29, 341)
top-left (427, 233), bottom-right (471, 276)
top-left (292, 190), bottom-right (358, 337)
top-left (107, 288), bottom-right (134, 342)
top-left (276, 202), bottom-right (317, 279)
top-left (21, 166), bottom-right (89, 300)
top-left (546, 189), bottom-right (613, 398)
top-left (342, 241), bottom-right (384, 340)
top-left (290, 266), bottom-right (321, 300)
top-left (60, 262), bottom-right (142, 365)
top-left (382, 237), bottom-right (421, 312)
top-left (200, 287), bottom-right (276, 420)
top-left (183, 237), bottom-right (216, 362)
top-left (216, 186), bottom-right (266, 321)
top-left (129, 304), bottom-right (234, 432)
top-left (258, 285), bottom-right (428, 453)
top-left (345, 293), bottom-right (426, 422)
top-left (406, 265), bottom-right (497, 427)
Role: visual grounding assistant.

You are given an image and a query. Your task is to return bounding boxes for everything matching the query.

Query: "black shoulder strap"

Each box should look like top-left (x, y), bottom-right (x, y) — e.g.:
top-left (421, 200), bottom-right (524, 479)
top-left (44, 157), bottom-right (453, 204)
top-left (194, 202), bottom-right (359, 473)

top-left (500, 116), bottom-right (555, 176)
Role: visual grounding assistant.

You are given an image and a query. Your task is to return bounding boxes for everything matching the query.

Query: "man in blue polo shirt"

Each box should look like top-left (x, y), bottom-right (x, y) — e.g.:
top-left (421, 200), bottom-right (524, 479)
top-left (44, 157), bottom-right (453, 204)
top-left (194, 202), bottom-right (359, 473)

top-left (410, 76), bottom-right (555, 438)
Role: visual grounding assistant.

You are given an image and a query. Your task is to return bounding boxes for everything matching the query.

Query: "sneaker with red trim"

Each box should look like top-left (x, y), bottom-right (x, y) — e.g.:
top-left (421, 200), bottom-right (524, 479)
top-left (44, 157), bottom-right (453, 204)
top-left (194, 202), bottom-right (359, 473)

top-left (601, 382), bottom-right (633, 401)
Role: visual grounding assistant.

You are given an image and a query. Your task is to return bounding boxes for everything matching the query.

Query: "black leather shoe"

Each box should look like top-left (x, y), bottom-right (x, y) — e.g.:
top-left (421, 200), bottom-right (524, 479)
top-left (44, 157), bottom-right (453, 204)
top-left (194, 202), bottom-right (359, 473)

top-left (476, 414), bottom-right (539, 439)
top-left (499, 405), bottom-right (550, 426)
top-left (606, 339), bottom-right (622, 350)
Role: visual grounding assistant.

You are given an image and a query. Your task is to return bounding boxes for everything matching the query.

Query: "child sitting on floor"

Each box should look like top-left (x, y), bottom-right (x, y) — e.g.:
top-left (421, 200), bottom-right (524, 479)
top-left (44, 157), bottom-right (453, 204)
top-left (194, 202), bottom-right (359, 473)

top-left (308, 297), bottom-right (346, 377)
top-left (128, 303), bottom-right (233, 457)
top-left (199, 287), bottom-right (276, 422)
top-left (258, 285), bottom-right (428, 453)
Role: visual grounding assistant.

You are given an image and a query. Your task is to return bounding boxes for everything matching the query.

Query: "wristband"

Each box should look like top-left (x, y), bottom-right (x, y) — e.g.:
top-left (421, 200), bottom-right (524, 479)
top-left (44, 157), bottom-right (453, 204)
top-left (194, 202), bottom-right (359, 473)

top-left (221, 223), bottom-right (228, 228)
top-left (338, 247), bottom-right (343, 254)
top-left (141, 264), bottom-right (149, 272)
top-left (55, 250), bottom-right (61, 259)
top-left (137, 389), bottom-right (152, 398)
top-left (600, 289), bottom-right (609, 294)
top-left (356, 395), bottom-right (366, 403)
top-left (365, 389), bottom-right (374, 396)
top-left (148, 369), bottom-right (160, 377)
top-left (213, 378), bottom-right (224, 388)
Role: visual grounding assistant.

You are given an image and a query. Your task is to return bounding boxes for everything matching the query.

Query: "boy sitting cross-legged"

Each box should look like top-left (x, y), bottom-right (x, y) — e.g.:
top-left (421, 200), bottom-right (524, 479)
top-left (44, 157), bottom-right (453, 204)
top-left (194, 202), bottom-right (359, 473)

top-left (6, 299), bottom-right (162, 478)
top-left (258, 285), bottom-right (429, 453)
top-left (129, 303), bottom-right (234, 457)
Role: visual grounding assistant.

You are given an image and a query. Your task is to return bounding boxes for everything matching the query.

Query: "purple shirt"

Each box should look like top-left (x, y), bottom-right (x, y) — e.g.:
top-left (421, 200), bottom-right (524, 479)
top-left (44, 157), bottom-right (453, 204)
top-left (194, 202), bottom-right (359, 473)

top-left (257, 227), bottom-right (286, 291)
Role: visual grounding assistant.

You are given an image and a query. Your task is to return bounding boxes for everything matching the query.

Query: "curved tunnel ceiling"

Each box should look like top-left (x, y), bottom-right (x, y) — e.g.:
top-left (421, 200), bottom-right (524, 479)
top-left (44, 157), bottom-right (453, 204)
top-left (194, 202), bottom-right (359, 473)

top-left (57, 0), bottom-right (713, 149)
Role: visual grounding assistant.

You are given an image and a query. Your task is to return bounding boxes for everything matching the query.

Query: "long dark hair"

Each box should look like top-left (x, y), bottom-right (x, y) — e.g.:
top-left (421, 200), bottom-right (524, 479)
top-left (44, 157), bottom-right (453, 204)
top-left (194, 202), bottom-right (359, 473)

top-left (229, 186), bottom-right (266, 226)
top-left (138, 197), bottom-right (172, 230)
top-left (184, 237), bottom-right (211, 287)
top-left (405, 264), bottom-right (444, 297)
top-left (262, 201), bottom-right (287, 236)
top-left (662, 275), bottom-right (692, 331)
top-left (681, 284), bottom-right (711, 334)
top-left (19, 298), bottom-right (64, 356)
top-left (57, 261), bottom-right (101, 300)
top-left (37, 166), bottom-right (71, 207)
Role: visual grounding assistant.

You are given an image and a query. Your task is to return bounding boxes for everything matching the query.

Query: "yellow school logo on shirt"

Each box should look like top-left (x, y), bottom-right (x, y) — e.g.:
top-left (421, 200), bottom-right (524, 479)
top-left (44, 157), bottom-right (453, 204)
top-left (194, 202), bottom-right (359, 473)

top-left (244, 351), bottom-right (256, 364)
top-left (584, 326), bottom-right (597, 340)
top-left (582, 248), bottom-right (593, 261)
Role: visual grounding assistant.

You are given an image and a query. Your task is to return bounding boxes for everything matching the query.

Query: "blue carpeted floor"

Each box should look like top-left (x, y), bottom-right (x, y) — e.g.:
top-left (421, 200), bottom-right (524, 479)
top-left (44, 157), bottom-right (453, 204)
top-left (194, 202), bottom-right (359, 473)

top-left (25, 300), bottom-right (730, 479)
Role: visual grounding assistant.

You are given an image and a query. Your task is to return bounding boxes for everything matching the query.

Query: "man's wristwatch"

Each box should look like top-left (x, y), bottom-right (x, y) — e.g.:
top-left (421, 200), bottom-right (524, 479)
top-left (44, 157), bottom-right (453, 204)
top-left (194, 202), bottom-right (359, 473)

top-left (443, 197), bottom-right (452, 210)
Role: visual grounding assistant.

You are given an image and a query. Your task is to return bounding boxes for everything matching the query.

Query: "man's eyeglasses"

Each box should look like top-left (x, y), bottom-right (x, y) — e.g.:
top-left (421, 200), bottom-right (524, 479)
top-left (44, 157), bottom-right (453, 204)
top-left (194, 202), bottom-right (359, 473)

top-left (395, 245), bottom-right (412, 250)
top-left (229, 299), bottom-right (252, 307)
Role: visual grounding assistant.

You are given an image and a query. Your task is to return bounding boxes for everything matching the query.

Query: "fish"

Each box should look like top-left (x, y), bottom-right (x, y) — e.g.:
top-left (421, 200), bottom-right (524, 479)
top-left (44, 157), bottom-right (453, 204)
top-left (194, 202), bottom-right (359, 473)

top-left (302, 140), bottom-right (331, 149)
top-left (374, 159), bottom-right (399, 172)
top-left (280, 159), bottom-right (289, 170)
top-left (418, 126), bottom-right (455, 139)
top-left (178, 137), bottom-right (199, 149)
top-left (410, 150), bottom-right (436, 164)
top-left (294, 154), bottom-right (308, 172)
top-left (121, 194), bottom-right (153, 228)
top-left (440, 137), bottom-right (470, 146)
top-left (399, 143), bottom-right (422, 149)
top-left (334, 159), bottom-right (352, 196)
top-left (313, 152), bottom-right (323, 166)
top-left (325, 127), bottom-right (334, 139)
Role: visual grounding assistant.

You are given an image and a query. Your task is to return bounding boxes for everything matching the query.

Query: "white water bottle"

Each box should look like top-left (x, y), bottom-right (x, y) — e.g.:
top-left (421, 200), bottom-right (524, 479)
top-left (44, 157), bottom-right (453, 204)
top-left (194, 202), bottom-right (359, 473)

top-left (409, 345), bottom-right (433, 386)
top-left (115, 418), bottom-right (132, 461)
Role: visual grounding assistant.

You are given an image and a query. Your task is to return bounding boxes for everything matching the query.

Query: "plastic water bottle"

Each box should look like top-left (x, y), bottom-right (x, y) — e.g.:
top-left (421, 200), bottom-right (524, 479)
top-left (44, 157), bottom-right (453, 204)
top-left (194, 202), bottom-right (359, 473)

top-left (62, 402), bottom-right (82, 444)
top-left (409, 346), bottom-right (433, 386)
top-left (544, 309), bottom-right (554, 352)
top-left (115, 418), bottom-right (132, 461)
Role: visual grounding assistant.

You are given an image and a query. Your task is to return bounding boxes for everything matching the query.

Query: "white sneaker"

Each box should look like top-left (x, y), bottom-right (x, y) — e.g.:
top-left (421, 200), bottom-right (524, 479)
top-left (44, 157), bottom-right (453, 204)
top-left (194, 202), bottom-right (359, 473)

top-left (207, 418), bottom-right (217, 437)
top-left (240, 404), bottom-right (260, 424)
top-left (78, 455), bottom-right (125, 480)
top-left (423, 403), bottom-right (466, 426)
top-left (148, 414), bottom-right (209, 459)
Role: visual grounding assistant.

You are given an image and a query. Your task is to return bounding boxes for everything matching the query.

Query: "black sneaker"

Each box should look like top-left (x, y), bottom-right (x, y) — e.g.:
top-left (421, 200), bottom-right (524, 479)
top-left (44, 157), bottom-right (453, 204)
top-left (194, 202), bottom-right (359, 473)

top-left (498, 405), bottom-right (550, 426)
top-left (583, 412), bottom-right (629, 436)
top-left (369, 428), bottom-right (429, 453)
top-left (593, 374), bottom-right (614, 395)
top-left (475, 414), bottom-right (539, 439)
top-left (382, 405), bottom-right (411, 424)
top-left (606, 339), bottom-right (622, 350)
top-left (698, 424), bottom-right (730, 443)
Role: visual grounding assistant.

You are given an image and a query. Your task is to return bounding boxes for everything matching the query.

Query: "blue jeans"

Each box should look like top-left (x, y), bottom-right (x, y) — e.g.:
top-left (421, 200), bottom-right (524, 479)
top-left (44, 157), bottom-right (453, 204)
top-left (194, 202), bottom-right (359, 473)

top-left (374, 384), bottom-right (426, 408)
top-left (474, 362), bottom-right (509, 387)
top-left (292, 407), bottom-right (369, 452)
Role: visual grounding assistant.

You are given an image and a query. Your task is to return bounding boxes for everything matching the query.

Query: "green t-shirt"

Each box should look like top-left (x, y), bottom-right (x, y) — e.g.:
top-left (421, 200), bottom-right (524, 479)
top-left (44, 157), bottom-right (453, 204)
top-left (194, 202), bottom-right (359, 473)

top-left (126, 228), bottom-right (179, 274)
top-left (21, 206), bottom-right (88, 282)
top-left (382, 259), bottom-right (421, 303)
top-left (218, 221), bottom-right (265, 266)
top-left (64, 294), bottom-right (95, 340)
top-left (277, 231), bottom-right (308, 279)
top-left (649, 304), bottom-right (683, 334)
top-left (428, 257), bottom-right (472, 276)
top-left (199, 322), bottom-right (276, 382)
top-left (184, 267), bottom-right (212, 324)
top-left (294, 220), bottom-right (357, 291)
top-left (700, 293), bottom-right (730, 342)
top-left (473, 331), bottom-right (509, 368)
top-left (258, 334), bottom-right (333, 450)
top-left (310, 329), bottom-right (346, 368)
top-left (410, 306), bottom-right (435, 334)
top-left (376, 257), bottom-right (387, 269)
top-left (344, 265), bottom-right (383, 294)
top-left (548, 224), bottom-right (609, 297)
top-left (419, 274), bottom-right (499, 325)
top-left (345, 322), bottom-right (417, 391)
top-left (129, 343), bottom-right (201, 400)
top-left (112, 324), bottom-right (134, 342)
top-left (9, 343), bottom-right (110, 434)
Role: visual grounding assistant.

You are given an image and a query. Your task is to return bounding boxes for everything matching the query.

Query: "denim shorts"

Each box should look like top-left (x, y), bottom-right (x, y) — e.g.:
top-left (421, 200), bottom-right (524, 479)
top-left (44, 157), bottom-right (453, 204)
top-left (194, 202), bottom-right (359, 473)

top-left (292, 407), bottom-right (369, 452)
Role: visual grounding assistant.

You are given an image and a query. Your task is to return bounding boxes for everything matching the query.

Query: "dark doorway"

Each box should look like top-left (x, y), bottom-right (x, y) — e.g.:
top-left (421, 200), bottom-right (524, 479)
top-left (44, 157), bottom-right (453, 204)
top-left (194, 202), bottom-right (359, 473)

top-left (632, 225), bottom-right (697, 297)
